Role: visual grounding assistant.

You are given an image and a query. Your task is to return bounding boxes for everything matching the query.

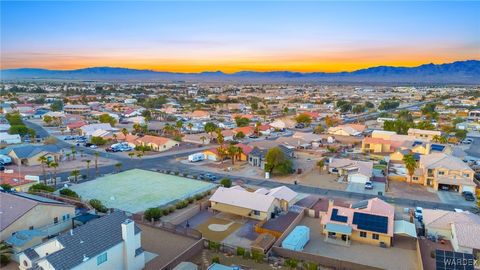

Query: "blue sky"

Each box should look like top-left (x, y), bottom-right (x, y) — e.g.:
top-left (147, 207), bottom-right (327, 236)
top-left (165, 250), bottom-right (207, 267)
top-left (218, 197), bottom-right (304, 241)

top-left (2, 1), bottom-right (479, 72)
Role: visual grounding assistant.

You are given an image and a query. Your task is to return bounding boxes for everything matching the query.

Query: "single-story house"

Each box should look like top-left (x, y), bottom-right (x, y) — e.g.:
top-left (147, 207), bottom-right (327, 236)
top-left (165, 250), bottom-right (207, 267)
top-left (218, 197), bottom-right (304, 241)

top-left (6, 145), bottom-right (62, 166)
top-left (135, 135), bottom-right (179, 152)
top-left (80, 123), bottom-right (118, 138)
top-left (0, 132), bottom-right (21, 144)
top-left (328, 124), bottom-right (366, 137)
top-left (328, 158), bottom-right (373, 183)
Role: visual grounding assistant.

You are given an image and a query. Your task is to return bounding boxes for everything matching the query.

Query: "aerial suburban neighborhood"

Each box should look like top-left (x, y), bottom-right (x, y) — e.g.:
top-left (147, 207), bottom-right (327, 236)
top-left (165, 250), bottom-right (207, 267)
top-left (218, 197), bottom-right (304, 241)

top-left (1, 1), bottom-right (480, 270)
top-left (0, 80), bottom-right (479, 270)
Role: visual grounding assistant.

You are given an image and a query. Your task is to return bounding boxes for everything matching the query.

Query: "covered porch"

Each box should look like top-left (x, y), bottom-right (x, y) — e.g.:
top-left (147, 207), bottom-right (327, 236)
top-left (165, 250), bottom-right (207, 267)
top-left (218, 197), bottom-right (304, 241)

top-left (324, 222), bottom-right (352, 246)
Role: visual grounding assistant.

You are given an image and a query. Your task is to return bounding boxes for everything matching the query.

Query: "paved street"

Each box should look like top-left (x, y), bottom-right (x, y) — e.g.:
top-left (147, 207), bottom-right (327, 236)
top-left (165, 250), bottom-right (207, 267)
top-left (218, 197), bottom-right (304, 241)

top-left (27, 120), bottom-right (478, 213)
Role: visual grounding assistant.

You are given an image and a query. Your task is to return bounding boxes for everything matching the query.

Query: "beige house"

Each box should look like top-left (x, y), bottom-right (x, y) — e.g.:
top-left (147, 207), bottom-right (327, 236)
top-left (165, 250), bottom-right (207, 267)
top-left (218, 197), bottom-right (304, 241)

top-left (7, 145), bottom-right (62, 166)
top-left (209, 186), bottom-right (297, 221)
top-left (407, 128), bottom-right (441, 141)
top-left (0, 192), bottom-right (76, 242)
top-left (412, 153), bottom-right (476, 193)
top-left (135, 135), bottom-right (179, 152)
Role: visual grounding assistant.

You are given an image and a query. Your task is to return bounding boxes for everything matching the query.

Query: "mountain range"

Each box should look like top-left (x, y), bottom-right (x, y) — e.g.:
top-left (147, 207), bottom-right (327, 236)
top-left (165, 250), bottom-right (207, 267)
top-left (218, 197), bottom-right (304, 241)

top-left (1, 60), bottom-right (479, 84)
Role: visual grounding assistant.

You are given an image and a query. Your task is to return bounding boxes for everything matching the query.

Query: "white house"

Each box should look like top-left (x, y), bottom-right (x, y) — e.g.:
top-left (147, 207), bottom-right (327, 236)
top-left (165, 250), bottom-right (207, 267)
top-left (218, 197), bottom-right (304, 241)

top-left (80, 123), bottom-right (118, 138)
top-left (0, 132), bottom-right (21, 144)
top-left (328, 158), bottom-right (373, 183)
top-left (19, 211), bottom-right (145, 270)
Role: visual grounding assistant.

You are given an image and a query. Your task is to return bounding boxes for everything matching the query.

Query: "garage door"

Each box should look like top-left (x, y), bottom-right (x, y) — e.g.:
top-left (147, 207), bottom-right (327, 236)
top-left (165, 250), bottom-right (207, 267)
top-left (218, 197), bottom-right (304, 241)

top-left (348, 174), bottom-right (369, 184)
top-left (207, 154), bottom-right (217, 161)
top-left (462, 185), bottom-right (475, 193)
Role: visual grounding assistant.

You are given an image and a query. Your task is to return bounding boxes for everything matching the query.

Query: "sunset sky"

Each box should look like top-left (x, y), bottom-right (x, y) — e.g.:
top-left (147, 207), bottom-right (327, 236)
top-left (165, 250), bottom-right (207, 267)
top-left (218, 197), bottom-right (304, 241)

top-left (1, 1), bottom-right (479, 73)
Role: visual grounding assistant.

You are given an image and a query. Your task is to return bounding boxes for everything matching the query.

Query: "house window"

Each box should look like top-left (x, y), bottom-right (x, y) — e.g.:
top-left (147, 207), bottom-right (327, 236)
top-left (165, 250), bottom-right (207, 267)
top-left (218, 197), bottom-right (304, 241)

top-left (413, 177), bottom-right (418, 181)
top-left (463, 173), bottom-right (470, 178)
top-left (54, 217), bottom-right (58, 224)
top-left (253, 210), bottom-right (260, 216)
top-left (438, 171), bottom-right (445, 176)
top-left (63, 214), bottom-right (70, 221)
top-left (360, 231), bottom-right (367, 238)
top-left (372, 233), bottom-right (379, 240)
top-left (97, 252), bottom-right (107, 265)
top-left (328, 232), bottom-right (336, 237)
top-left (29, 226), bottom-right (34, 230)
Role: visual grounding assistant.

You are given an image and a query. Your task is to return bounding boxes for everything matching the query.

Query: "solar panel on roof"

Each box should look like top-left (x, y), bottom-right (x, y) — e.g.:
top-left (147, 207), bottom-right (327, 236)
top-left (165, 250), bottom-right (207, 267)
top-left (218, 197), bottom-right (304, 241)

top-left (352, 212), bottom-right (388, 234)
top-left (431, 144), bottom-right (446, 152)
top-left (435, 249), bottom-right (475, 270)
top-left (331, 208), bottom-right (348, 223)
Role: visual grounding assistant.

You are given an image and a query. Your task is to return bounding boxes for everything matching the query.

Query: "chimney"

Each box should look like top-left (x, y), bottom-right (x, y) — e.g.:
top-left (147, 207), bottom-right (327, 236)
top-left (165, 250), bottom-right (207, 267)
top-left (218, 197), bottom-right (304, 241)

top-left (70, 229), bottom-right (73, 236)
top-left (122, 219), bottom-right (137, 269)
top-left (328, 199), bottom-right (334, 209)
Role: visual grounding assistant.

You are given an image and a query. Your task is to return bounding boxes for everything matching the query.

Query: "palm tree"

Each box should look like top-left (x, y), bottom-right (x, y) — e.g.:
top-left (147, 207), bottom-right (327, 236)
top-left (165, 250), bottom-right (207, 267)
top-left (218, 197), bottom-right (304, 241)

top-left (121, 128), bottom-right (128, 138)
top-left (94, 152), bottom-right (99, 176)
top-left (200, 136), bottom-right (207, 145)
top-left (85, 160), bottom-right (91, 179)
top-left (226, 145), bottom-right (240, 165)
top-left (38, 156), bottom-right (48, 185)
top-left (115, 162), bottom-right (122, 173)
top-left (187, 122), bottom-right (193, 131)
top-left (215, 129), bottom-right (224, 146)
top-left (66, 153), bottom-right (71, 161)
top-left (255, 121), bottom-right (261, 136)
top-left (317, 159), bottom-right (325, 172)
top-left (112, 133), bottom-right (118, 142)
top-left (128, 152), bottom-right (135, 159)
top-left (136, 153), bottom-right (143, 165)
top-left (70, 169), bottom-right (80, 183)
top-left (71, 146), bottom-right (77, 160)
top-left (79, 149), bottom-right (84, 158)
top-left (432, 135), bottom-right (447, 144)
top-left (0, 242), bottom-right (13, 266)
top-left (48, 162), bottom-right (59, 187)
top-left (403, 154), bottom-right (418, 184)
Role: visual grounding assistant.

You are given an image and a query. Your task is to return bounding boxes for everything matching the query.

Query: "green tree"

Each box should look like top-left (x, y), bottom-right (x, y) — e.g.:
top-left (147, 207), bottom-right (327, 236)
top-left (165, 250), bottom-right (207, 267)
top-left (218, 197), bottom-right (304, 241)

top-left (0, 242), bottom-right (13, 266)
top-left (234, 131), bottom-right (245, 139)
top-left (70, 169), bottom-right (80, 183)
top-left (204, 122), bottom-right (218, 134)
top-left (295, 113), bottom-right (312, 126)
top-left (455, 129), bottom-right (467, 140)
top-left (416, 121), bottom-right (435, 130)
top-left (313, 125), bottom-right (324, 134)
top-left (144, 208), bottom-right (162, 221)
top-left (28, 183), bottom-right (55, 193)
top-left (403, 154), bottom-right (418, 184)
top-left (85, 160), bottom-right (91, 179)
top-left (89, 199), bottom-right (108, 213)
top-left (226, 145), bottom-right (242, 165)
top-left (48, 161), bottom-right (59, 187)
top-left (91, 136), bottom-right (107, 146)
top-left (364, 101), bottom-right (374, 108)
top-left (98, 113), bottom-right (117, 126)
top-left (352, 105), bottom-right (365, 114)
top-left (38, 156), bottom-right (48, 185)
top-left (265, 147), bottom-right (293, 175)
top-left (59, 188), bottom-right (79, 199)
top-left (316, 159), bottom-right (325, 172)
top-left (234, 117), bottom-right (250, 127)
top-left (115, 162), bottom-right (122, 173)
top-left (43, 115), bottom-right (53, 125)
top-left (50, 100), bottom-right (63, 111)
top-left (432, 135), bottom-right (447, 144)
top-left (220, 178), bottom-right (232, 188)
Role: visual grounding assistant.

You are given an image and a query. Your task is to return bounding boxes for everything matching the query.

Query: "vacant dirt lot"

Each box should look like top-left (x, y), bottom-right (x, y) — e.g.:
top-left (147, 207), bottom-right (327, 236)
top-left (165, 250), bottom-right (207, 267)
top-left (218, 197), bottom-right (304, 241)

top-left (139, 224), bottom-right (199, 270)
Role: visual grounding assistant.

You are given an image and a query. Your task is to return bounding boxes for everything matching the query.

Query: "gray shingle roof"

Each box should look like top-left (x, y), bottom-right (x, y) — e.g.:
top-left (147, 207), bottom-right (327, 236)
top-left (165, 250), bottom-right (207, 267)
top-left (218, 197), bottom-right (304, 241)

top-left (8, 144), bottom-right (62, 159)
top-left (44, 211), bottom-right (140, 270)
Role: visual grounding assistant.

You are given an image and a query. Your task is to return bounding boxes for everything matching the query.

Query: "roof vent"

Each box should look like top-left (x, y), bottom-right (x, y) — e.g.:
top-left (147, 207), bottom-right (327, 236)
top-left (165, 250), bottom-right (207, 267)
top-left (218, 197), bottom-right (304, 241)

top-left (70, 229), bottom-right (73, 236)
top-left (82, 254), bottom-right (89, 262)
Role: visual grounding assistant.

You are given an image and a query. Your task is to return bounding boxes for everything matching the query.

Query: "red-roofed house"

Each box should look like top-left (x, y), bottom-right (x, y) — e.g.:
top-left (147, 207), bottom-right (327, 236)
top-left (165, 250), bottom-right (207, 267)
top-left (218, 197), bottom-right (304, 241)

top-left (66, 121), bottom-right (87, 132)
top-left (190, 110), bottom-right (210, 120)
top-left (233, 126), bottom-right (255, 137)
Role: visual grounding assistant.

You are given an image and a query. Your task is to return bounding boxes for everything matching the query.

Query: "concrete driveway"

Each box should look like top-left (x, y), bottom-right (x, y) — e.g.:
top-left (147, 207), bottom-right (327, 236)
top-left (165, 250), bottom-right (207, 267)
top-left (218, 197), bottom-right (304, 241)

top-left (346, 182), bottom-right (385, 196)
top-left (437, 191), bottom-right (476, 207)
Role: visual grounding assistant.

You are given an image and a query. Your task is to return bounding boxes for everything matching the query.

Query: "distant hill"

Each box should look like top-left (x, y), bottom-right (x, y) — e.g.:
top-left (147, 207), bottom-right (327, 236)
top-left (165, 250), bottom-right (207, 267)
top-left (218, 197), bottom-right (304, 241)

top-left (1, 60), bottom-right (479, 84)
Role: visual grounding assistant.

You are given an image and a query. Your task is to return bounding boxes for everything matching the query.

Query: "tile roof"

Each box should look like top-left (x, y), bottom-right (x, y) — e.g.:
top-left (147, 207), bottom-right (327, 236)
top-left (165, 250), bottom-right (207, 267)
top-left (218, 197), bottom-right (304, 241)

top-left (420, 153), bottom-right (473, 172)
top-left (0, 192), bottom-right (66, 231)
top-left (423, 209), bottom-right (480, 230)
top-left (210, 186), bottom-right (277, 212)
top-left (452, 223), bottom-right (480, 250)
top-left (8, 144), bottom-right (62, 159)
top-left (135, 135), bottom-right (172, 146)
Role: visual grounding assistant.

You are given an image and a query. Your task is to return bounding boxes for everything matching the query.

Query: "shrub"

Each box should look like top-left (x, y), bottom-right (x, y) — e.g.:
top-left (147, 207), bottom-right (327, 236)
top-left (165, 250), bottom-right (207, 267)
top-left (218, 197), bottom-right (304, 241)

top-left (175, 200), bottom-right (189, 209)
top-left (187, 197), bottom-right (195, 203)
top-left (236, 247), bottom-right (245, 256)
top-left (305, 262), bottom-right (318, 270)
top-left (220, 178), bottom-right (232, 188)
top-left (209, 241), bottom-right (221, 251)
top-left (251, 250), bottom-right (264, 263)
top-left (144, 208), bottom-right (162, 221)
top-left (0, 184), bottom-right (13, 191)
top-left (168, 206), bottom-right (176, 213)
top-left (285, 258), bottom-right (298, 268)
top-left (29, 183), bottom-right (55, 193)
top-left (89, 199), bottom-right (108, 213)
top-left (91, 136), bottom-right (107, 146)
top-left (174, 171), bottom-right (179, 175)
top-left (59, 188), bottom-right (79, 198)
top-left (211, 256), bottom-right (220, 264)
top-left (194, 194), bottom-right (203, 200)
top-left (161, 208), bottom-right (170, 215)
top-left (243, 250), bottom-right (251, 259)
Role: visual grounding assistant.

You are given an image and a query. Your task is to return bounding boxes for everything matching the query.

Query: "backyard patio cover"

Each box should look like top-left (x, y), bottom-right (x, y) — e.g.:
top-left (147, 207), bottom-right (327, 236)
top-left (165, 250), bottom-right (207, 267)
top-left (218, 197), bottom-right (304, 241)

top-left (394, 220), bottom-right (417, 238)
top-left (325, 222), bottom-right (352, 235)
top-left (211, 203), bottom-right (252, 217)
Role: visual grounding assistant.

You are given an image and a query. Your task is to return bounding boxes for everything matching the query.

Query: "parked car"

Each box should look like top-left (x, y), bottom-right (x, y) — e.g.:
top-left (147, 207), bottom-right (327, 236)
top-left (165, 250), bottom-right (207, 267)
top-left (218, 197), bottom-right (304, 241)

top-left (90, 145), bottom-right (98, 149)
top-left (64, 136), bottom-right (75, 140)
top-left (364, 181), bottom-right (373, 190)
top-left (0, 165), bottom-right (5, 171)
top-left (414, 207), bottom-right (423, 219)
top-left (462, 191), bottom-right (475, 201)
top-left (205, 173), bottom-right (217, 181)
top-left (295, 123), bottom-right (305, 129)
top-left (105, 147), bottom-right (119, 152)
